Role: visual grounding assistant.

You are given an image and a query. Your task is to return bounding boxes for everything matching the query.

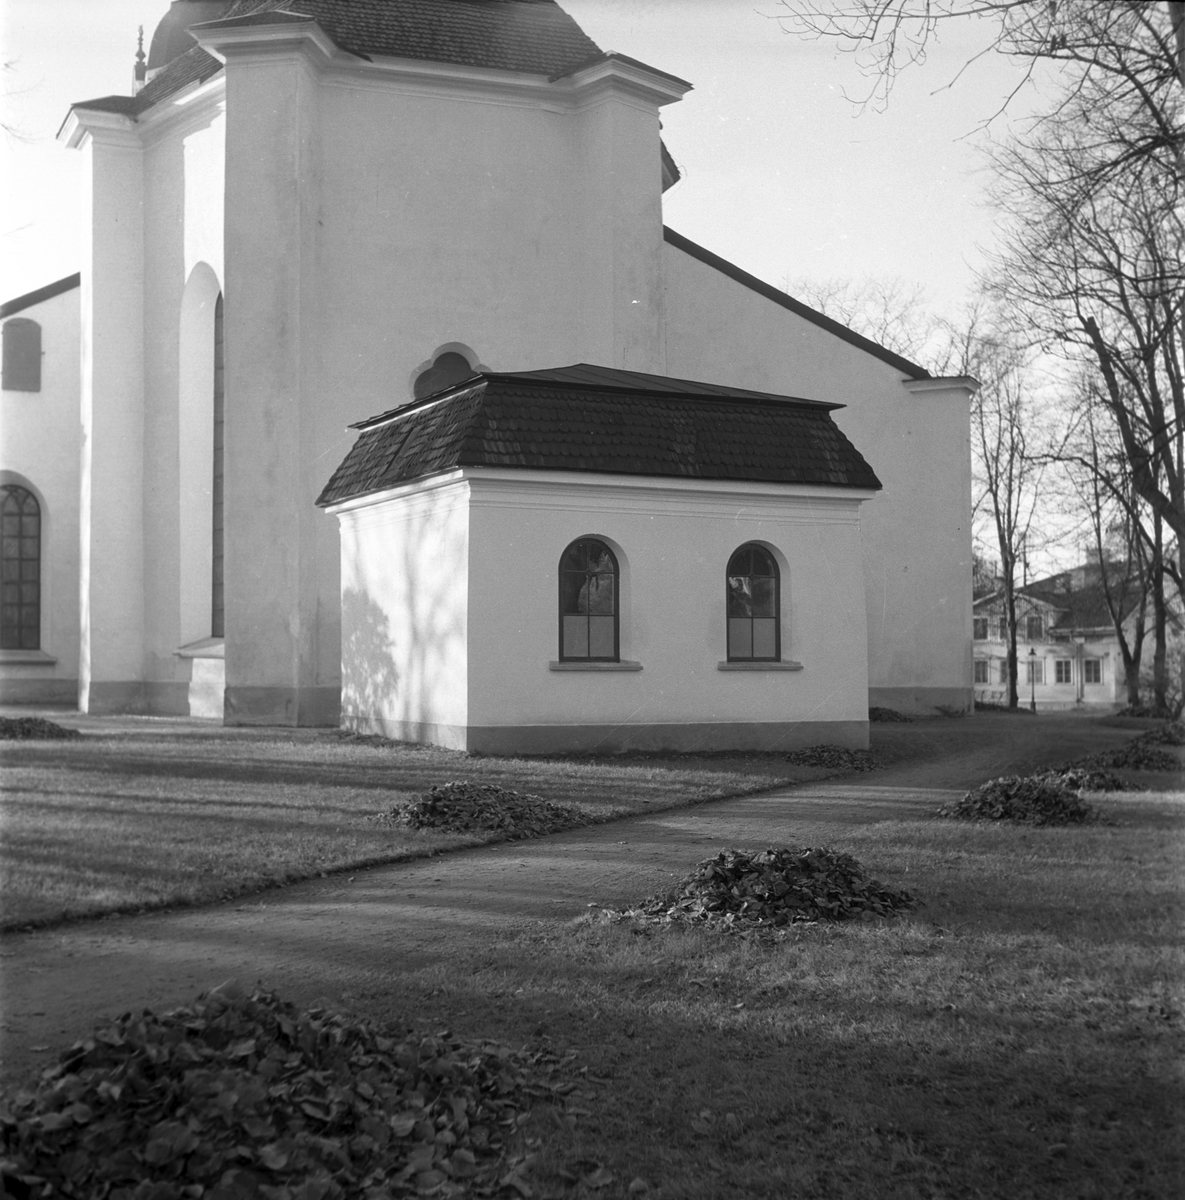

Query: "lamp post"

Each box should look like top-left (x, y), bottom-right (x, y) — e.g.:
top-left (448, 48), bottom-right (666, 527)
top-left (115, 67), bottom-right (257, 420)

top-left (1028, 647), bottom-right (1037, 713)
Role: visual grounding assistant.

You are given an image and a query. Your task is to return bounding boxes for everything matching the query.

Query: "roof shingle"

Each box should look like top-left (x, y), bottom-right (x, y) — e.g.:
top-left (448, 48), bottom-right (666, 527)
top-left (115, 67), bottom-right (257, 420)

top-left (317, 365), bottom-right (881, 508)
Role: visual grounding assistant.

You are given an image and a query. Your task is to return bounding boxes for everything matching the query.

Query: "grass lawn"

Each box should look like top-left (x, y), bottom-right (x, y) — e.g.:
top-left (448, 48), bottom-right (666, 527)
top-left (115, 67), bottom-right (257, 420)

top-left (368, 788), bottom-right (1185, 1199)
top-left (0, 727), bottom-right (804, 930)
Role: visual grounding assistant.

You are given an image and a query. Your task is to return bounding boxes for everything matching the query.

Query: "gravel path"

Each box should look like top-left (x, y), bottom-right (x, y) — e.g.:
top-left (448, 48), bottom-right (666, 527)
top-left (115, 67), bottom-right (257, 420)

top-left (0, 711), bottom-right (1161, 1088)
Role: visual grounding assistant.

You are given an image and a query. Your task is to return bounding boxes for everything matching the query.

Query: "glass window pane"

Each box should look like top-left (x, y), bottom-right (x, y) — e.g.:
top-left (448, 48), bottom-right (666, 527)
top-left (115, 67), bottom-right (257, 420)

top-left (583, 573), bottom-right (614, 615)
top-left (561, 543), bottom-right (586, 574)
top-left (589, 615), bottom-right (615, 658)
top-left (750, 547), bottom-right (775, 577)
top-left (562, 615), bottom-right (588, 658)
top-left (728, 618), bottom-right (752, 659)
top-left (750, 577), bottom-right (776, 617)
top-left (752, 618), bottom-right (776, 658)
top-left (727, 577), bottom-right (752, 617)
top-left (560, 572), bottom-right (586, 614)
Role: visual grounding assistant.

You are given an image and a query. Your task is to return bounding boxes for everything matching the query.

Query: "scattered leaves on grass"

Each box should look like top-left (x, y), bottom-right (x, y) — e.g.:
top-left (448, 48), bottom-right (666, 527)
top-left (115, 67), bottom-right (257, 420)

top-left (0, 985), bottom-right (578, 1199)
top-left (605, 846), bottom-right (915, 935)
top-left (868, 707), bottom-right (914, 723)
top-left (1070, 724), bottom-right (1184, 772)
top-left (936, 776), bottom-right (1108, 826)
top-left (1136, 721), bottom-right (1185, 747)
top-left (373, 782), bottom-right (590, 840)
top-left (784, 745), bottom-right (877, 772)
top-left (1037, 765), bottom-right (1129, 793)
top-left (0, 717), bottom-right (81, 741)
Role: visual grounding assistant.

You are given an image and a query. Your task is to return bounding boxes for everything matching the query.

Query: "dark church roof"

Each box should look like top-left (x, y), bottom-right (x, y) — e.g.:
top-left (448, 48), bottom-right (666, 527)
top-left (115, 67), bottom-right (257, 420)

top-left (316, 365), bottom-right (882, 508)
top-left (71, 0), bottom-right (603, 119)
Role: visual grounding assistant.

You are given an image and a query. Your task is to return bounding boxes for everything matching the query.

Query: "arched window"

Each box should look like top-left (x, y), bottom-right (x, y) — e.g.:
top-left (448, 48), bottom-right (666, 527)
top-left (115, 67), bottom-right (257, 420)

top-left (559, 539), bottom-right (618, 661)
top-left (2, 319), bottom-right (41, 392)
top-left (1, 485), bottom-right (41, 649)
top-left (726, 543), bottom-right (779, 661)
top-left (413, 351), bottom-right (477, 400)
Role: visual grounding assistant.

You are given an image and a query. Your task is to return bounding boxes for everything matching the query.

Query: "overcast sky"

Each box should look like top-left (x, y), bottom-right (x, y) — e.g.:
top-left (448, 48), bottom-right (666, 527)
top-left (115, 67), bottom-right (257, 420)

top-left (2, 0), bottom-right (1050, 319)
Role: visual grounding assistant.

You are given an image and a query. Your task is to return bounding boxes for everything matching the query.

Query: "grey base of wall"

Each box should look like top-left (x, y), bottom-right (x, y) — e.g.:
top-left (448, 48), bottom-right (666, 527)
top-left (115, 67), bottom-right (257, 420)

top-left (224, 686), bottom-right (341, 727)
top-left (81, 681), bottom-right (192, 715)
top-left (344, 715), bottom-right (870, 754)
top-left (0, 678), bottom-right (79, 706)
top-left (869, 686), bottom-right (973, 716)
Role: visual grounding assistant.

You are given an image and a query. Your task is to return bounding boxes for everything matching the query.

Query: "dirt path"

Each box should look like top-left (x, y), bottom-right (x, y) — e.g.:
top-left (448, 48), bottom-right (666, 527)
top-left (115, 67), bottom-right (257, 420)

top-left (0, 711), bottom-right (1159, 1088)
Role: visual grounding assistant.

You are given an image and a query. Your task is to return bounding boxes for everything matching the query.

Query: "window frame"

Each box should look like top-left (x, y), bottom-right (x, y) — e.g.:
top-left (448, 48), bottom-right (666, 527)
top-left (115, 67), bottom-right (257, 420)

top-left (1055, 658), bottom-right (1073, 684)
top-left (1084, 658), bottom-right (1102, 684)
top-left (0, 484), bottom-right (41, 650)
top-left (973, 659), bottom-right (989, 683)
top-left (558, 538), bottom-right (620, 663)
top-left (973, 616), bottom-right (988, 641)
top-left (726, 543), bottom-right (781, 663)
top-left (1026, 658), bottom-right (1045, 686)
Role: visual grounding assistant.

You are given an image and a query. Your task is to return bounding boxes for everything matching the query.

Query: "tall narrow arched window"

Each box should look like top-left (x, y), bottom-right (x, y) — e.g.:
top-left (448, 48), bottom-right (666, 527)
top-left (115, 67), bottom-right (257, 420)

top-left (211, 293), bottom-right (224, 638)
top-left (1, 485), bottom-right (41, 649)
top-left (2, 319), bottom-right (41, 392)
top-left (726, 543), bottom-right (779, 661)
top-left (559, 539), bottom-right (618, 661)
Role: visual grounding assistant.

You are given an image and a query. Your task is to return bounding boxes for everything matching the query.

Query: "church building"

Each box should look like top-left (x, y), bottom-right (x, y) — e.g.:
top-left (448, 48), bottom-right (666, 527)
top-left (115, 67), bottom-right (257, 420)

top-left (0, 0), bottom-right (976, 750)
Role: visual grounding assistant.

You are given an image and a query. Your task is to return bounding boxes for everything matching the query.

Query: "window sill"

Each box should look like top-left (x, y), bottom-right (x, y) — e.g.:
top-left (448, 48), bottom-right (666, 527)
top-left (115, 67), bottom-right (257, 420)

top-left (549, 660), bottom-right (643, 672)
top-left (717, 660), bottom-right (803, 671)
top-left (0, 649), bottom-right (57, 665)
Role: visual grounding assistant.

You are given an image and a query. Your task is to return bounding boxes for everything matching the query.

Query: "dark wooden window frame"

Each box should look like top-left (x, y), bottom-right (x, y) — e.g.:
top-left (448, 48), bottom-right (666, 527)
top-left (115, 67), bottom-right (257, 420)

top-left (1, 484), bottom-right (41, 650)
top-left (558, 539), bottom-right (619, 663)
top-left (726, 543), bottom-right (781, 662)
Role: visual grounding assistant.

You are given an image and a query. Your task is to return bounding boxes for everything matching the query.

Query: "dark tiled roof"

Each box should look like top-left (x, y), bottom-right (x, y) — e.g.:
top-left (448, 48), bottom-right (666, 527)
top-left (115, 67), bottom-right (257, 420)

top-left (73, 0), bottom-right (603, 120)
top-left (317, 365), bottom-right (881, 508)
top-left (1024, 567), bottom-right (1144, 631)
top-left (0, 273), bottom-right (80, 319)
top-left (663, 227), bottom-right (932, 382)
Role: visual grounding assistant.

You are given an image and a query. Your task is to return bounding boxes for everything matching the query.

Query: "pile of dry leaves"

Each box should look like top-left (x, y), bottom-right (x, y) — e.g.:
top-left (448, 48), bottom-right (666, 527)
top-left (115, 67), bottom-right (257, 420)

top-left (936, 775), bottom-right (1107, 826)
top-left (606, 846), bottom-right (915, 934)
top-left (0, 717), bottom-right (81, 741)
top-left (376, 782), bottom-right (589, 840)
top-left (784, 745), bottom-right (877, 772)
top-left (0, 984), bottom-right (578, 1199)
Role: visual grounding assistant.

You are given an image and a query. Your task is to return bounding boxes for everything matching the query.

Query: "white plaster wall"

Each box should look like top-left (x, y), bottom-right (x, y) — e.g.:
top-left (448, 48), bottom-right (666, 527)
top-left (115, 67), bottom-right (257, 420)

top-left (336, 477), bottom-right (470, 741)
top-left (662, 242), bottom-right (973, 710)
top-left (464, 470), bottom-right (870, 733)
top-left (0, 286), bottom-right (82, 696)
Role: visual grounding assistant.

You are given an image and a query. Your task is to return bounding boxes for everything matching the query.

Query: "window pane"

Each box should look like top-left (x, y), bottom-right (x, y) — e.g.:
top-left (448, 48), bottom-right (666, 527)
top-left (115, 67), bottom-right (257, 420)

top-left (749, 547), bottom-right (776, 577)
top-left (589, 615), bottom-right (615, 658)
top-left (560, 572), bottom-right (586, 614)
top-left (583, 573), bottom-right (614, 615)
top-left (752, 618), bottom-right (776, 658)
top-left (562, 615), bottom-right (588, 658)
top-left (727, 577), bottom-right (752, 617)
top-left (728, 618), bottom-right (752, 659)
top-left (750, 577), bottom-right (776, 618)
top-left (973, 617), bottom-right (987, 640)
top-left (999, 661), bottom-right (1009, 684)
top-left (1085, 659), bottom-right (1101, 683)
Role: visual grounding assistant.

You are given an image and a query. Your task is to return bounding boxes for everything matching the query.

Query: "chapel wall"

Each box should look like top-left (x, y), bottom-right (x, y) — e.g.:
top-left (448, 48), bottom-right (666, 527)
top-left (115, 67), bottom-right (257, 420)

top-left (0, 286), bottom-right (82, 703)
top-left (661, 243), bottom-right (973, 714)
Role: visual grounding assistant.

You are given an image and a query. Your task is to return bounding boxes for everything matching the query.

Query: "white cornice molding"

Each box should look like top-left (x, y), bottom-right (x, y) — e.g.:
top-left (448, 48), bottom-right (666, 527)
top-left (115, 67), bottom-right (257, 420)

top-left (559, 54), bottom-right (692, 110)
top-left (137, 75), bottom-right (226, 145)
top-left (903, 376), bottom-right (980, 397)
top-left (192, 17), bottom-right (343, 67)
top-left (59, 108), bottom-right (141, 151)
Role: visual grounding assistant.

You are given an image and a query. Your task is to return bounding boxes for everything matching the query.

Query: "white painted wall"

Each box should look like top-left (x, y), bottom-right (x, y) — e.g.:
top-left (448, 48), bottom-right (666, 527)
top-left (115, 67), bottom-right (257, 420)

top-left (661, 242), bottom-right (974, 712)
top-left (0, 284), bottom-right (81, 702)
top-left (330, 467), bottom-right (872, 751)
top-left (335, 475), bottom-right (470, 743)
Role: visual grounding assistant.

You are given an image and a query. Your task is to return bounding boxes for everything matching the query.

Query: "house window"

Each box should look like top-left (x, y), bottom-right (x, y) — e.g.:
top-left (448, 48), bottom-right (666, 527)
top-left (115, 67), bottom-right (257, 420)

top-left (973, 617), bottom-right (988, 641)
top-left (1, 484), bottom-right (40, 649)
top-left (997, 617), bottom-right (1009, 641)
top-left (727, 543), bottom-right (779, 661)
top-left (559, 539), bottom-right (618, 660)
top-left (999, 660), bottom-right (1010, 685)
top-left (2, 318), bottom-right (41, 392)
top-left (973, 660), bottom-right (989, 683)
top-left (1026, 614), bottom-right (1044, 641)
top-left (1084, 659), bottom-right (1102, 684)
top-left (1027, 658), bottom-right (1045, 685)
top-left (1055, 659), bottom-right (1072, 684)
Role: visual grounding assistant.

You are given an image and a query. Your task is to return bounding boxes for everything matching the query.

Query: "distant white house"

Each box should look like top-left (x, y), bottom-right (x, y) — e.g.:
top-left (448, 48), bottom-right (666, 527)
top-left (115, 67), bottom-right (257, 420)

top-left (972, 563), bottom-right (1181, 710)
top-left (0, 0), bottom-right (977, 734)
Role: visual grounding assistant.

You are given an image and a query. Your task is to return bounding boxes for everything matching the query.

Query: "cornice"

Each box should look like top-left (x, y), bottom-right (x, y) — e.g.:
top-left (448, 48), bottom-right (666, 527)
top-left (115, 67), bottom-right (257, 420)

top-left (903, 376), bottom-right (980, 397)
top-left (59, 108), bottom-right (141, 151)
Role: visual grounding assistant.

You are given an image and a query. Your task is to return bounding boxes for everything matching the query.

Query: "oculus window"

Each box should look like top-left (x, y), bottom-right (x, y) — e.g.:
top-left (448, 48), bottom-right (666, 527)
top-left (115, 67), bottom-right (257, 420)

top-left (1, 485), bottom-right (40, 649)
top-left (727, 543), bottom-right (779, 661)
top-left (559, 539), bottom-right (618, 661)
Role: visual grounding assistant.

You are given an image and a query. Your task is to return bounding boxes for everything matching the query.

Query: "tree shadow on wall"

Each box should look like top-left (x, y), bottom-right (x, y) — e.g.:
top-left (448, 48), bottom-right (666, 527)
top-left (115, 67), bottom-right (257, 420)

top-left (340, 588), bottom-right (402, 723)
